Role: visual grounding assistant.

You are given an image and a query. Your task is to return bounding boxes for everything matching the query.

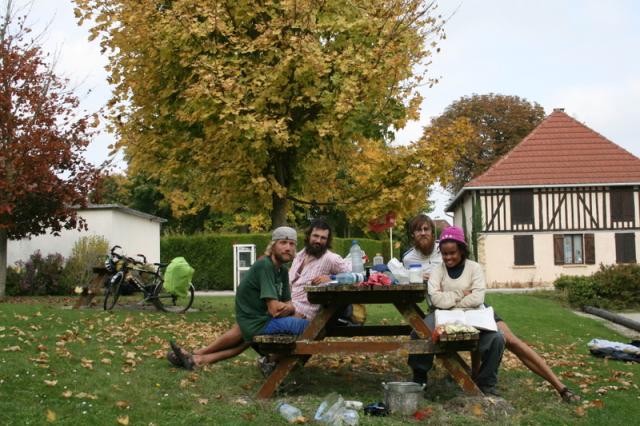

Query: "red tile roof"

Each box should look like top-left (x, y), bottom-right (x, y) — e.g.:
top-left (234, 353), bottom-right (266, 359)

top-left (464, 109), bottom-right (640, 188)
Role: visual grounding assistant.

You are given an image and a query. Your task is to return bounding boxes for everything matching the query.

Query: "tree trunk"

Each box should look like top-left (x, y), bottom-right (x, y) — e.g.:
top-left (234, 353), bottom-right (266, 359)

top-left (0, 228), bottom-right (7, 298)
top-left (270, 193), bottom-right (289, 228)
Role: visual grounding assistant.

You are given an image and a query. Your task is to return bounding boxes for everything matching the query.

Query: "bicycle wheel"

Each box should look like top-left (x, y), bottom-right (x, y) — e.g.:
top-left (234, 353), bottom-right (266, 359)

top-left (151, 281), bottom-right (195, 313)
top-left (103, 272), bottom-right (123, 311)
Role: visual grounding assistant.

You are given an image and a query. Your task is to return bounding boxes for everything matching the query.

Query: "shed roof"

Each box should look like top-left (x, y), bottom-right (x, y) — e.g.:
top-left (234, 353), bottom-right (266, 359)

top-left (79, 204), bottom-right (167, 223)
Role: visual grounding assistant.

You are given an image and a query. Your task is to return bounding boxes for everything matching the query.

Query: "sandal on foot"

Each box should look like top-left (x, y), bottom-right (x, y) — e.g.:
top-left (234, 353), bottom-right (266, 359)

top-left (169, 340), bottom-right (196, 370)
top-left (559, 387), bottom-right (581, 403)
top-left (166, 350), bottom-right (181, 367)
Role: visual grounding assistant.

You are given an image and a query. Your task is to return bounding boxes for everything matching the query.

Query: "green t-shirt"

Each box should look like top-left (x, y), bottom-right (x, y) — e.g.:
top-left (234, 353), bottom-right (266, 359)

top-left (235, 256), bottom-right (291, 342)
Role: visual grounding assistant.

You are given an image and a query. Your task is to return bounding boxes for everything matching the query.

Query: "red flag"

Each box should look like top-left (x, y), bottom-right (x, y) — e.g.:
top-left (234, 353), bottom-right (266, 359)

top-left (368, 212), bottom-right (396, 233)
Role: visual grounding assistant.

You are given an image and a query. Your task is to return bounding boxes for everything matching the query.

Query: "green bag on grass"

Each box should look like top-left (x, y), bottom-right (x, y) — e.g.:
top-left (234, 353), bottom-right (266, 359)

top-left (163, 257), bottom-right (194, 299)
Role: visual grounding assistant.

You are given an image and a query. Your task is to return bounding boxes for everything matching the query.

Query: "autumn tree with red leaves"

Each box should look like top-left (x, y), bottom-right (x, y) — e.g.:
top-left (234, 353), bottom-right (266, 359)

top-left (0, 1), bottom-right (97, 297)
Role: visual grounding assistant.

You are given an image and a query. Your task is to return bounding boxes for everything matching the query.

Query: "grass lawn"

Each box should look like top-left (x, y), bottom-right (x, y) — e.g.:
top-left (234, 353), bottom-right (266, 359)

top-left (0, 292), bottom-right (638, 425)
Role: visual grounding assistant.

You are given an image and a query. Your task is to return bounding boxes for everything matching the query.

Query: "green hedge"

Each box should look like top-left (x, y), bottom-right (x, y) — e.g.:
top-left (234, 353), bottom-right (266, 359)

top-left (554, 263), bottom-right (640, 309)
top-left (161, 233), bottom-right (385, 290)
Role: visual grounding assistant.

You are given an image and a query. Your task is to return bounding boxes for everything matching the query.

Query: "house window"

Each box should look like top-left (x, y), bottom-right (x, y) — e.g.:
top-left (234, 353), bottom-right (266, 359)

top-left (615, 233), bottom-right (636, 263)
top-left (610, 187), bottom-right (634, 222)
top-left (564, 235), bottom-right (583, 264)
top-left (510, 189), bottom-right (534, 225)
top-left (554, 234), bottom-right (595, 265)
top-left (513, 235), bottom-right (534, 265)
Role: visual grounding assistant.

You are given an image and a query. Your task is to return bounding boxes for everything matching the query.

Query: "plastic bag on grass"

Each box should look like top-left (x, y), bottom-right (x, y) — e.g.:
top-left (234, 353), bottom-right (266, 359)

top-left (315, 393), bottom-right (359, 425)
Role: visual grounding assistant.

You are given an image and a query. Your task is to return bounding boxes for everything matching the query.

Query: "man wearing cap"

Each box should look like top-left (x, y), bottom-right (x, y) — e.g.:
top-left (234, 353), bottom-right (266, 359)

top-left (168, 226), bottom-right (308, 370)
top-left (402, 213), bottom-right (442, 281)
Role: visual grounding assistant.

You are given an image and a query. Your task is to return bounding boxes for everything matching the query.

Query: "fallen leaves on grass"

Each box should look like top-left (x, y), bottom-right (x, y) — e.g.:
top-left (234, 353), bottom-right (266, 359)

top-left (117, 415), bottom-right (129, 425)
top-left (75, 392), bottom-right (98, 400)
top-left (471, 403), bottom-right (483, 417)
top-left (44, 380), bottom-right (58, 386)
top-left (3, 345), bottom-right (21, 352)
top-left (61, 390), bottom-right (73, 398)
top-left (46, 409), bottom-right (57, 422)
top-left (115, 400), bottom-right (130, 409)
top-left (197, 398), bottom-right (208, 405)
top-left (80, 358), bottom-right (94, 369)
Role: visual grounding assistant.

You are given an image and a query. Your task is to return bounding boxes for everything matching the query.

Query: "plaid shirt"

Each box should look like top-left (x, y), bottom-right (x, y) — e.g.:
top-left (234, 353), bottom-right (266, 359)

top-left (289, 248), bottom-right (350, 319)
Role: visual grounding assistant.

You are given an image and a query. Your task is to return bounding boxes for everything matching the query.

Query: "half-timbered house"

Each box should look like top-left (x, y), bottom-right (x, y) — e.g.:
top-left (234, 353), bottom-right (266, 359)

top-left (446, 109), bottom-right (640, 287)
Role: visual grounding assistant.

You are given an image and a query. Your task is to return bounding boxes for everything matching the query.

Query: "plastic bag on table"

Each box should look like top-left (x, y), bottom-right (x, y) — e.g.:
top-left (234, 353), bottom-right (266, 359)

top-left (386, 258), bottom-right (409, 284)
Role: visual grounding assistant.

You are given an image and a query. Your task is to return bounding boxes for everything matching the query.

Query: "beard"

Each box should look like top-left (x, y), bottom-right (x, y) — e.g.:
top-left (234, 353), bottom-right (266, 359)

top-left (415, 236), bottom-right (435, 256)
top-left (305, 242), bottom-right (328, 258)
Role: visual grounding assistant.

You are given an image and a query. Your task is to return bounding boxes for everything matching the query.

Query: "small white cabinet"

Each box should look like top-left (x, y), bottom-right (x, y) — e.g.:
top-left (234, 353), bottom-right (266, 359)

top-left (233, 244), bottom-right (256, 293)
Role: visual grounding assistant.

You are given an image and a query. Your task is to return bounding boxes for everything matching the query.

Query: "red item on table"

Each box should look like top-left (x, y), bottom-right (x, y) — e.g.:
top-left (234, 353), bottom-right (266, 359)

top-left (361, 273), bottom-right (392, 286)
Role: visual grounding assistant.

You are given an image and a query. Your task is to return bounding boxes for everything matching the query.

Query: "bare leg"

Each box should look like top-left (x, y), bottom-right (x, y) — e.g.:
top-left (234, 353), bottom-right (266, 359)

top-left (188, 323), bottom-right (251, 366)
top-left (194, 341), bottom-right (251, 366)
top-left (194, 324), bottom-right (245, 356)
top-left (498, 321), bottom-right (566, 393)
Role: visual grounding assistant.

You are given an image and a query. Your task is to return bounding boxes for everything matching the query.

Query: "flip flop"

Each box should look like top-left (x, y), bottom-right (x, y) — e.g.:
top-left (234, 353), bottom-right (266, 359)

top-left (166, 350), bottom-right (181, 367)
top-left (559, 387), bottom-right (581, 403)
top-left (169, 340), bottom-right (196, 370)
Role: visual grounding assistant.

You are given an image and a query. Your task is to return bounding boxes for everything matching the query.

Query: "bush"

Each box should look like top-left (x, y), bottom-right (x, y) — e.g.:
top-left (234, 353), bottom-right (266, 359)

top-left (554, 264), bottom-right (640, 309)
top-left (62, 235), bottom-right (110, 290)
top-left (161, 233), bottom-right (384, 290)
top-left (18, 251), bottom-right (67, 295)
top-left (591, 263), bottom-right (640, 308)
top-left (5, 265), bottom-right (24, 296)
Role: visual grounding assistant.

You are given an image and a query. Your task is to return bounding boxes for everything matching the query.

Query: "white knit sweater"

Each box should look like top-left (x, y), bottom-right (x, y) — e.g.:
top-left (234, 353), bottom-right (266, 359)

top-left (427, 259), bottom-right (486, 310)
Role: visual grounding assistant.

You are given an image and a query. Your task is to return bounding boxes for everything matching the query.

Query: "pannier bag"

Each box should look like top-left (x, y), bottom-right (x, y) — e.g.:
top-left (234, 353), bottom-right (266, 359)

top-left (163, 257), bottom-right (194, 299)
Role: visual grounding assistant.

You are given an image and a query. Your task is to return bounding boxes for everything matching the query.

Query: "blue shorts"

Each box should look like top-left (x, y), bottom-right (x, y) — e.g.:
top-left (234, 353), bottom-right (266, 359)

top-left (260, 317), bottom-right (309, 336)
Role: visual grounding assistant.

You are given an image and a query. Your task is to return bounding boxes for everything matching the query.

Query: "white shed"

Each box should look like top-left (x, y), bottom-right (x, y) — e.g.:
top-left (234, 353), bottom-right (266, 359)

top-left (7, 204), bottom-right (166, 265)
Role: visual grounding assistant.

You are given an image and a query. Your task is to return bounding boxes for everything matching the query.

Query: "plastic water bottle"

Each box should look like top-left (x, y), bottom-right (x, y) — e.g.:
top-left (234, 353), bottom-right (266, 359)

top-left (350, 240), bottom-right (364, 273)
top-left (276, 402), bottom-right (302, 423)
top-left (373, 253), bottom-right (384, 266)
top-left (330, 273), bottom-right (365, 284)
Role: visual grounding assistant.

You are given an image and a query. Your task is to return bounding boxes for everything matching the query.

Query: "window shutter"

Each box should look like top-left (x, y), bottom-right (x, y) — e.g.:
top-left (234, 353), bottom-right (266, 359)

top-left (611, 188), bottom-right (634, 222)
top-left (584, 234), bottom-right (595, 264)
top-left (514, 235), bottom-right (534, 265)
top-left (615, 233), bottom-right (636, 263)
top-left (510, 189), bottom-right (534, 225)
top-left (553, 234), bottom-right (564, 265)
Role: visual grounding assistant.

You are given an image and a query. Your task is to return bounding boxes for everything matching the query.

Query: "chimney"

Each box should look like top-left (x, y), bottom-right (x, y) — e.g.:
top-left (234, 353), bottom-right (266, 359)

top-left (553, 107), bottom-right (565, 112)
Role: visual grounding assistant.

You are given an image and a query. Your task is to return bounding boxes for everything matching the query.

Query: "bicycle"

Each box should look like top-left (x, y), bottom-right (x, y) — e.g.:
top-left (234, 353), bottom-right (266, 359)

top-left (103, 246), bottom-right (195, 313)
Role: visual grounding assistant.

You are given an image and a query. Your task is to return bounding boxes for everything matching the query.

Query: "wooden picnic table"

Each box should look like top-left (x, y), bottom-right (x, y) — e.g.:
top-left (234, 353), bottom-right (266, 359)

top-left (255, 283), bottom-right (482, 398)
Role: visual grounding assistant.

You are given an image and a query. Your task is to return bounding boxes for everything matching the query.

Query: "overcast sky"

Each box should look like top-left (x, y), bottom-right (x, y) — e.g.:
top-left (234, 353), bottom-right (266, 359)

top-left (13, 0), bottom-right (640, 220)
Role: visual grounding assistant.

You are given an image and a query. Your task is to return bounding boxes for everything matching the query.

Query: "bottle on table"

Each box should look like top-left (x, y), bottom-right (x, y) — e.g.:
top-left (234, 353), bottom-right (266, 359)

top-left (350, 240), bottom-right (364, 273)
top-left (276, 402), bottom-right (302, 423)
top-left (330, 272), bottom-right (365, 284)
top-left (409, 264), bottom-right (423, 284)
top-left (372, 253), bottom-right (384, 266)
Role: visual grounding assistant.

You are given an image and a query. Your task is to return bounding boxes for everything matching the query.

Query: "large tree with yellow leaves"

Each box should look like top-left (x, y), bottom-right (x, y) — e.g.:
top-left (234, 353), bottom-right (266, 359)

top-left (74, 0), bottom-right (470, 229)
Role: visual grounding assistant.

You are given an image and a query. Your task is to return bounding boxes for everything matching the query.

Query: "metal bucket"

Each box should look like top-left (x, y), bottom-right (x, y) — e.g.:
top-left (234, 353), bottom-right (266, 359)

top-left (382, 382), bottom-right (424, 415)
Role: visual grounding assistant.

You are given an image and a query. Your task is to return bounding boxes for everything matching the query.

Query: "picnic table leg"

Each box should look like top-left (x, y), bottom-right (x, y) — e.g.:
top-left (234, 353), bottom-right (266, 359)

top-left (394, 302), bottom-right (482, 396)
top-left (256, 304), bottom-right (341, 399)
top-left (256, 357), bottom-right (300, 399)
